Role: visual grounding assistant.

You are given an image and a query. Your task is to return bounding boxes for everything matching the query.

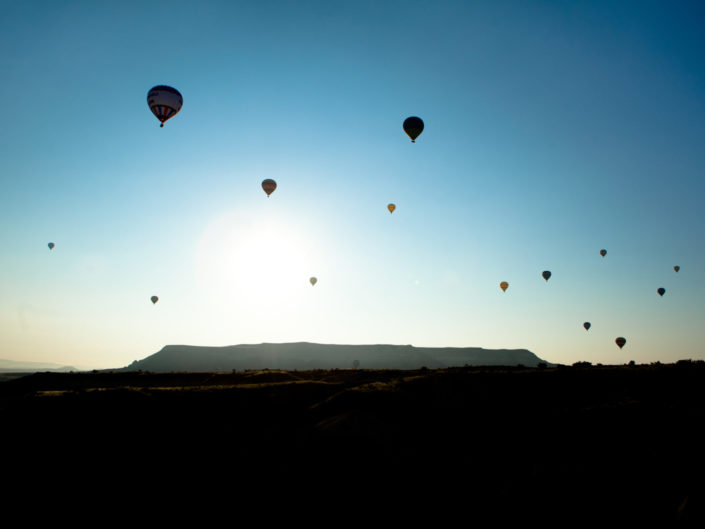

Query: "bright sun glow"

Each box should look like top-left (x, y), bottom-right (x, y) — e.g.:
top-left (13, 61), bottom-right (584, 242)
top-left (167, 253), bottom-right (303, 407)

top-left (195, 210), bottom-right (318, 313)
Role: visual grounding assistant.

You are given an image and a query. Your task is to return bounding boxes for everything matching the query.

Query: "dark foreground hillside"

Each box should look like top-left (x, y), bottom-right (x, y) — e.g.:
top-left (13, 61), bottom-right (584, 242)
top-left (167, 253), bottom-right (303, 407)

top-left (2, 362), bottom-right (704, 522)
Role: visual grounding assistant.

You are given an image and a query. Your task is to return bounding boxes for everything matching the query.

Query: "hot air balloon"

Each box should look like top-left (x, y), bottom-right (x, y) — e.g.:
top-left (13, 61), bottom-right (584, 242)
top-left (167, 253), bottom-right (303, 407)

top-left (147, 85), bottom-right (183, 127)
top-left (262, 179), bottom-right (277, 197)
top-left (674, 266), bottom-right (680, 272)
top-left (309, 277), bottom-right (317, 286)
top-left (151, 296), bottom-right (159, 304)
top-left (387, 203), bottom-right (396, 214)
top-left (615, 337), bottom-right (626, 349)
top-left (48, 242), bottom-right (55, 250)
top-left (583, 322), bottom-right (591, 331)
top-left (352, 360), bottom-right (360, 369)
top-left (500, 281), bottom-right (509, 292)
top-left (542, 270), bottom-right (551, 281)
top-left (600, 249), bottom-right (607, 257)
top-left (403, 116), bottom-right (424, 142)
top-left (657, 287), bottom-right (665, 297)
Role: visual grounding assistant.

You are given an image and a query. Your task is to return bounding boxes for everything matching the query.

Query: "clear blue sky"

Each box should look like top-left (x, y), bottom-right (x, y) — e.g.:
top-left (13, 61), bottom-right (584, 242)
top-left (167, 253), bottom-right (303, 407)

top-left (1, 0), bottom-right (704, 369)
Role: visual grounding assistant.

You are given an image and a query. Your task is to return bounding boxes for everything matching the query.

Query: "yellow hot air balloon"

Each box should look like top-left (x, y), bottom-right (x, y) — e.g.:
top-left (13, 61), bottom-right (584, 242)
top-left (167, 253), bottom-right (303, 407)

top-left (309, 277), bottom-right (317, 286)
top-left (387, 203), bottom-right (396, 214)
top-left (151, 296), bottom-right (159, 304)
top-left (262, 179), bottom-right (277, 197)
top-left (500, 281), bottom-right (509, 292)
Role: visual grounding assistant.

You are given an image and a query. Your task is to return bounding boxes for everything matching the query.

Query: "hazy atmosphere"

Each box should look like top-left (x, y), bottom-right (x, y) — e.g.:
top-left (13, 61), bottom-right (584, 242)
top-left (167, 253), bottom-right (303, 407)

top-left (2, 0), bottom-right (705, 369)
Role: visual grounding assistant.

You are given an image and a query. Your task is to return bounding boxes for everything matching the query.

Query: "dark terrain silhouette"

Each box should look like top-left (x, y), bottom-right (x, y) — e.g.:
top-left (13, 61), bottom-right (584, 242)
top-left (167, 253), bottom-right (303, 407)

top-left (1, 361), bottom-right (704, 522)
top-left (123, 342), bottom-right (549, 371)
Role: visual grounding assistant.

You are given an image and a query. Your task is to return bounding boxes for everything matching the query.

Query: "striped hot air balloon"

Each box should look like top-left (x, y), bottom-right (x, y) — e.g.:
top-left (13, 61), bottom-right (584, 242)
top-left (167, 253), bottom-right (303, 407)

top-left (147, 85), bottom-right (183, 127)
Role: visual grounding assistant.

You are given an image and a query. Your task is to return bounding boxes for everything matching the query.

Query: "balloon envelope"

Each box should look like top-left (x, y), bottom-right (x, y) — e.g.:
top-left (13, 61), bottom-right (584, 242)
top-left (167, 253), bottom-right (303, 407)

top-left (657, 287), bottom-right (665, 296)
top-left (583, 322), bottom-right (591, 331)
top-left (674, 265), bottom-right (680, 272)
top-left (542, 270), bottom-right (551, 281)
top-left (147, 85), bottom-right (183, 127)
top-left (500, 281), bottom-right (509, 292)
top-left (151, 296), bottom-right (158, 304)
top-left (600, 249), bottom-right (607, 257)
top-left (615, 337), bottom-right (626, 349)
top-left (387, 203), bottom-right (396, 214)
top-left (403, 116), bottom-right (424, 142)
top-left (262, 179), bottom-right (277, 196)
top-left (309, 277), bottom-right (317, 286)
top-left (48, 242), bottom-right (55, 250)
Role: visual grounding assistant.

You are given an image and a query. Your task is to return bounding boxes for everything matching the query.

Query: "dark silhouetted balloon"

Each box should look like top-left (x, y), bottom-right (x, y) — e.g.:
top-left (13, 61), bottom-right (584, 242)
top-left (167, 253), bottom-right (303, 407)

top-left (615, 337), bottom-right (626, 349)
top-left (500, 281), bottom-right (509, 292)
top-left (387, 203), bottom-right (396, 214)
top-left (657, 287), bottom-right (665, 296)
top-left (310, 277), bottom-right (317, 286)
top-left (542, 270), bottom-right (551, 281)
top-left (151, 296), bottom-right (159, 304)
top-left (403, 116), bottom-right (424, 142)
top-left (674, 265), bottom-right (680, 272)
top-left (48, 242), bottom-right (55, 250)
top-left (262, 179), bottom-right (277, 197)
top-left (600, 249), bottom-right (607, 257)
top-left (147, 85), bottom-right (183, 127)
top-left (583, 322), bottom-right (591, 331)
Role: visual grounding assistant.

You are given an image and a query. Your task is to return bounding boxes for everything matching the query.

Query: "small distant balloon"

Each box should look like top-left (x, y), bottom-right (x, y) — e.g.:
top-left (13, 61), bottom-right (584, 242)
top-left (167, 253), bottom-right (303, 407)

top-left (600, 249), bottom-right (607, 257)
top-left (542, 270), bottom-right (551, 281)
top-left (403, 116), bottom-right (424, 142)
top-left (674, 265), bottom-right (680, 272)
top-left (309, 277), bottom-right (317, 286)
top-left (262, 179), bottom-right (277, 197)
top-left (500, 281), bottom-right (509, 292)
top-left (147, 85), bottom-right (183, 127)
top-left (151, 296), bottom-right (159, 304)
top-left (583, 322), bottom-right (591, 331)
top-left (352, 360), bottom-right (360, 369)
top-left (387, 203), bottom-right (396, 214)
top-left (657, 287), bottom-right (665, 297)
top-left (48, 242), bottom-right (55, 250)
top-left (615, 337), bottom-right (626, 349)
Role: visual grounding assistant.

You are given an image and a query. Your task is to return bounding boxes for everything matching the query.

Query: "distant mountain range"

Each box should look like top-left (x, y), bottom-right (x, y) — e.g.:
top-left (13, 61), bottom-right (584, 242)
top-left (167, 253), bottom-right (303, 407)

top-left (0, 358), bottom-right (78, 373)
top-left (123, 342), bottom-right (550, 372)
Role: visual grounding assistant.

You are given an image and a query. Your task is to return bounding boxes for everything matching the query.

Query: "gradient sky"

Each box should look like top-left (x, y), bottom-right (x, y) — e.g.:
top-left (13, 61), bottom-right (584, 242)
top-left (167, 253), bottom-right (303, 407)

top-left (2, 0), bottom-right (705, 369)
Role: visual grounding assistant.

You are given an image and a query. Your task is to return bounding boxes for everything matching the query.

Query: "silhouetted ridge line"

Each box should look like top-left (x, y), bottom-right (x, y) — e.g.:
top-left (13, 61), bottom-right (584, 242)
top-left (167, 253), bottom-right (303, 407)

top-left (123, 342), bottom-right (549, 372)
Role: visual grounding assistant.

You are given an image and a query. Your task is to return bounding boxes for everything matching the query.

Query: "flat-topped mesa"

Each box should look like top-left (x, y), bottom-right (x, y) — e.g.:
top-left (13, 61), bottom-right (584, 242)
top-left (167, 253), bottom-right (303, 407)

top-left (124, 342), bottom-right (550, 372)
